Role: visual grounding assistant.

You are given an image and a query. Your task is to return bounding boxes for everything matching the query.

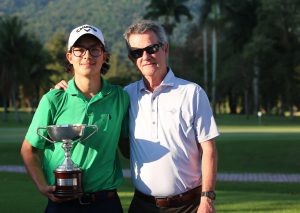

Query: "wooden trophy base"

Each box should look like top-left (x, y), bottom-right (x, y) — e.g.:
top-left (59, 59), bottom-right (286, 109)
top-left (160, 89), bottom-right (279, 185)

top-left (54, 170), bottom-right (83, 198)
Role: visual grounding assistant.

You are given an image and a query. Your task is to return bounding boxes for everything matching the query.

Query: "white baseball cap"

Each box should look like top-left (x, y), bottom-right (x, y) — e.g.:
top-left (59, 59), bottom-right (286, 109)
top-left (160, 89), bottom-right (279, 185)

top-left (67, 24), bottom-right (105, 51)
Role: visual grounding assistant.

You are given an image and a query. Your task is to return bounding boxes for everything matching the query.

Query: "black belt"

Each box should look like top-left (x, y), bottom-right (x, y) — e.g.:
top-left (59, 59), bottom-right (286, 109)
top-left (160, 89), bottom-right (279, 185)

top-left (79, 189), bottom-right (117, 205)
top-left (134, 186), bottom-right (202, 207)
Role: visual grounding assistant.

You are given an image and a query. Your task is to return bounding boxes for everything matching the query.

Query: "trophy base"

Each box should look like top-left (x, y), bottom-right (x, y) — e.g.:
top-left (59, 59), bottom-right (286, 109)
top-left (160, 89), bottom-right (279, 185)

top-left (54, 170), bottom-right (83, 198)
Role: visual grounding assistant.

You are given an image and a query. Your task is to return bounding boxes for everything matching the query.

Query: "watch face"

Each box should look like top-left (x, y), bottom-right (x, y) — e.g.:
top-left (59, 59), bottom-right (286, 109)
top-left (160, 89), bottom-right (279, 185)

top-left (202, 191), bottom-right (216, 200)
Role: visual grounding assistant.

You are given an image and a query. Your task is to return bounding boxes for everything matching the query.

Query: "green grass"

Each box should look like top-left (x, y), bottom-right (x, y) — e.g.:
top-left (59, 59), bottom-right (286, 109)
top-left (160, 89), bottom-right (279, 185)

top-left (0, 143), bottom-right (23, 165)
top-left (0, 172), bottom-right (133, 213)
top-left (217, 132), bottom-right (300, 173)
top-left (0, 111), bottom-right (32, 127)
top-left (0, 172), bottom-right (47, 212)
top-left (1, 113), bottom-right (300, 212)
top-left (215, 114), bottom-right (300, 126)
top-left (216, 182), bottom-right (300, 213)
top-left (1, 172), bottom-right (300, 213)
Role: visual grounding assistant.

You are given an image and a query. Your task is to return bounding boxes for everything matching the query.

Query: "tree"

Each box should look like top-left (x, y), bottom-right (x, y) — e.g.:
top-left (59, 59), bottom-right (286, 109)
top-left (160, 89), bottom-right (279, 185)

top-left (199, 0), bottom-right (222, 112)
top-left (209, 2), bottom-right (221, 112)
top-left (220, 0), bottom-right (259, 114)
top-left (45, 32), bottom-right (70, 86)
top-left (238, 0), bottom-right (300, 116)
top-left (0, 16), bottom-right (28, 121)
top-left (199, 0), bottom-right (213, 93)
top-left (154, 0), bottom-right (300, 116)
top-left (21, 37), bottom-right (54, 112)
top-left (144, 0), bottom-right (193, 36)
top-left (0, 15), bottom-right (51, 121)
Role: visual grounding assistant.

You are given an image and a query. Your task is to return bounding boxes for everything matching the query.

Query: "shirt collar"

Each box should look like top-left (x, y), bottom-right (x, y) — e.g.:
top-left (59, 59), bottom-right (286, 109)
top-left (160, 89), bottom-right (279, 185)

top-left (138, 67), bottom-right (175, 92)
top-left (66, 77), bottom-right (112, 98)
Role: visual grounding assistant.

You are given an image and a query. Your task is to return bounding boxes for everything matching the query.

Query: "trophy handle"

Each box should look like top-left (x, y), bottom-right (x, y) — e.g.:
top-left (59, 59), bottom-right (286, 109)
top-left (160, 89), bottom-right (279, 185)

top-left (81, 125), bottom-right (98, 142)
top-left (36, 127), bottom-right (55, 143)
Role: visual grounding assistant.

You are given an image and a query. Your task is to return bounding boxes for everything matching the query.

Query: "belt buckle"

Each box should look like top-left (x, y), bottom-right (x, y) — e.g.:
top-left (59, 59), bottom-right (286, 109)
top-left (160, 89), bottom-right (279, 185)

top-left (155, 197), bottom-right (162, 207)
top-left (155, 193), bottom-right (186, 207)
top-left (79, 193), bottom-right (94, 205)
top-left (155, 196), bottom-right (170, 207)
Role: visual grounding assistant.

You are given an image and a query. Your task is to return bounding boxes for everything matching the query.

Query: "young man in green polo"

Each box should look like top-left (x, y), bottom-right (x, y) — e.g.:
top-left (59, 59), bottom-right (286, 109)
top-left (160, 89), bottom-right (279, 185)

top-left (20, 24), bottom-right (129, 213)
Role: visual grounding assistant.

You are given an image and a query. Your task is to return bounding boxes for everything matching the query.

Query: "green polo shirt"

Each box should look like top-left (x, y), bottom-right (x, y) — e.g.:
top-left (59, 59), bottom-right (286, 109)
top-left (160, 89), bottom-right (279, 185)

top-left (25, 78), bottom-right (129, 192)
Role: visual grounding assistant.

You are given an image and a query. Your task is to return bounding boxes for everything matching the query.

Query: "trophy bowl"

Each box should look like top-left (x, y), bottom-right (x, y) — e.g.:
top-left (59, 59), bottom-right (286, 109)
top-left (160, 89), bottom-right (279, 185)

top-left (37, 124), bottom-right (98, 198)
top-left (47, 124), bottom-right (85, 142)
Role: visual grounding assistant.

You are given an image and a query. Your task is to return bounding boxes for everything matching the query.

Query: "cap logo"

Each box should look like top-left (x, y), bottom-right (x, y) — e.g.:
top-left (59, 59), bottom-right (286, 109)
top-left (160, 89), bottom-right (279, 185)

top-left (68, 24), bottom-right (104, 50)
top-left (76, 25), bottom-right (97, 33)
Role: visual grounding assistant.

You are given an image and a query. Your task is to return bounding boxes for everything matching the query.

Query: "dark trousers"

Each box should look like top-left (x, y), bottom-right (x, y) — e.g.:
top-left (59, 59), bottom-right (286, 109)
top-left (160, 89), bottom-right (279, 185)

top-left (45, 192), bottom-right (123, 213)
top-left (128, 193), bottom-right (200, 213)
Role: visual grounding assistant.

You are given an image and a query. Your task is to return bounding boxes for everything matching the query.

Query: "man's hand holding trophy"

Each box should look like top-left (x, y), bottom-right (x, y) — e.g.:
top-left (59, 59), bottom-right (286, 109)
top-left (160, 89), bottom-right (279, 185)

top-left (37, 124), bottom-right (98, 198)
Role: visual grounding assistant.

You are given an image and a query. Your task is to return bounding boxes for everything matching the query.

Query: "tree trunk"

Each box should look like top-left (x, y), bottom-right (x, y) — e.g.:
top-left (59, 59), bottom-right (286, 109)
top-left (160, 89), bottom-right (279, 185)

top-left (244, 89), bottom-right (249, 117)
top-left (202, 26), bottom-right (208, 92)
top-left (253, 58), bottom-right (260, 115)
top-left (229, 90), bottom-right (237, 114)
top-left (11, 83), bottom-right (21, 123)
top-left (2, 98), bottom-right (8, 122)
top-left (211, 26), bottom-right (217, 111)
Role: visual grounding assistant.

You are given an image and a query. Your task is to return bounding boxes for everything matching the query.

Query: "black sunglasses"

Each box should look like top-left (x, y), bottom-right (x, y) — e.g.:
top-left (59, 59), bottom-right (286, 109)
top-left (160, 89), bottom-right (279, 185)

top-left (129, 43), bottom-right (163, 59)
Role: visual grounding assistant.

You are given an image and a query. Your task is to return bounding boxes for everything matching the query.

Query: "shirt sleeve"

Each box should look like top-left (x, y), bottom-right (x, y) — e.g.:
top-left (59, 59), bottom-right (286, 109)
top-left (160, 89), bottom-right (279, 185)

top-left (194, 87), bottom-right (220, 143)
top-left (25, 95), bottom-right (54, 149)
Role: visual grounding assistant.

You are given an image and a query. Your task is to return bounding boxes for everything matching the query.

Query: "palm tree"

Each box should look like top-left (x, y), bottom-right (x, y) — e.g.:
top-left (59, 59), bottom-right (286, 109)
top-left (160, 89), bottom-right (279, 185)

top-left (220, 0), bottom-right (260, 115)
top-left (21, 38), bottom-right (54, 113)
top-left (144, 0), bottom-right (193, 36)
top-left (199, 0), bottom-right (221, 111)
top-left (210, 3), bottom-right (221, 112)
top-left (199, 0), bottom-right (213, 93)
top-left (0, 16), bottom-right (50, 121)
top-left (0, 16), bottom-right (28, 121)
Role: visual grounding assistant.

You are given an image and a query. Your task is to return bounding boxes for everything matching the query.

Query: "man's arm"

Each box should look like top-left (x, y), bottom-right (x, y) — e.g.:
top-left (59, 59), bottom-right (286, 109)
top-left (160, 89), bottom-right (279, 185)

top-left (118, 137), bottom-right (130, 159)
top-left (198, 139), bottom-right (218, 213)
top-left (20, 139), bottom-right (59, 202)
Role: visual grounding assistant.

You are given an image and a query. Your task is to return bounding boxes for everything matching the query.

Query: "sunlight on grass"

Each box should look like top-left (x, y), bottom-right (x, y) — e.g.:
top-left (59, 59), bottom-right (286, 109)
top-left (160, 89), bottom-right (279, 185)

top-left (220, 126), bottom-right (300, 133)
top-left (1, 113), bottom-right (300, 212)
top-left (216, 190), bottom-right (300, 213)
top-left (118, 192), bottom-right (134, 197)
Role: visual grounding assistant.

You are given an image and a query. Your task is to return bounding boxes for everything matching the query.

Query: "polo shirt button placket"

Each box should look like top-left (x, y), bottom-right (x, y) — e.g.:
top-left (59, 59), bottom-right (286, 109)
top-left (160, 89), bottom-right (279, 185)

top-left (151, 94), bottom-right (158, 139)
top-left (86, 104), bottom-right (94, 121)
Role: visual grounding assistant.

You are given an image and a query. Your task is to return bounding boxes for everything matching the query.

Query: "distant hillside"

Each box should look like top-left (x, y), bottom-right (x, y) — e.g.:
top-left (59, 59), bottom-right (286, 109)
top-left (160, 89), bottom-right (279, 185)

top-left (0, 0), bottom-right (200, 54)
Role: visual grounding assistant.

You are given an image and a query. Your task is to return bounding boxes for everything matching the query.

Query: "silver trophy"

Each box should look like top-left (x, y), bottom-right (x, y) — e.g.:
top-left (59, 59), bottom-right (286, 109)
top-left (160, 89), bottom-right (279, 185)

top-left (37, 124), bottom-right (98, 198)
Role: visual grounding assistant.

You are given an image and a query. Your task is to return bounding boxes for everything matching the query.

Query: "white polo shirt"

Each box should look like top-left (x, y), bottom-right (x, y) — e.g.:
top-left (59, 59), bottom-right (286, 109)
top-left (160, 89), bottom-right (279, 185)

top-left (124, 69), bottom-right (219, 196)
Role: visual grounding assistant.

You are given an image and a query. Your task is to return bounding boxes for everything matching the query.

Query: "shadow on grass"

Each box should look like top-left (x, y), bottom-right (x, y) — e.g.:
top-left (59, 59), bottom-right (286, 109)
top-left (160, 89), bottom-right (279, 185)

top-left (1, 172), bottom-right (300, 213)
top-left (0, 172), bottom-right (134, 213)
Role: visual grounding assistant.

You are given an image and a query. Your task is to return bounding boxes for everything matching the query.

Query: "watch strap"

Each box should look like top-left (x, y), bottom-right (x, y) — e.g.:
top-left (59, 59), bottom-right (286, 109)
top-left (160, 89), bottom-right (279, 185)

top-left (201, 191), bottom-right (216, 200)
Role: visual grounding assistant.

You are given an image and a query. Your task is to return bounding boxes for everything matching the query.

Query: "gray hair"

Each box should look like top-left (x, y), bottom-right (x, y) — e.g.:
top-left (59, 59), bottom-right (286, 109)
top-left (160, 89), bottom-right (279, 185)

top-left (123, 20), bottom-right (168, 48)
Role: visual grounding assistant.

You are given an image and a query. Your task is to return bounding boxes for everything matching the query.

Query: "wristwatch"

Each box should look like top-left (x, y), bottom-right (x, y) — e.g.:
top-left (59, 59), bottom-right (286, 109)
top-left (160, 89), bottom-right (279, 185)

top-left (201, 191), bottom-right (216, 200)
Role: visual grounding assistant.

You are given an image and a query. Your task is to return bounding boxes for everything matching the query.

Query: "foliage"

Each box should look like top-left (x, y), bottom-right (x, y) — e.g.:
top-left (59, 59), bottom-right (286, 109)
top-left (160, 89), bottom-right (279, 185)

top-left (0, 0), bottom-right (149, 53)
top-left (45, 32), bottom-right (71, 85)
top-left (182, 0), bottom-right (300, 115)
top-left (144, 0), bottom-right (193, 35)
top-left (0, 0), bottom-right (300, 116)
top-left (0, 0), bottom-right (199, 112)
top-left (0, 16), bottom-right (53, 122)
top-left (253, 0), bottom-right (300, 115)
